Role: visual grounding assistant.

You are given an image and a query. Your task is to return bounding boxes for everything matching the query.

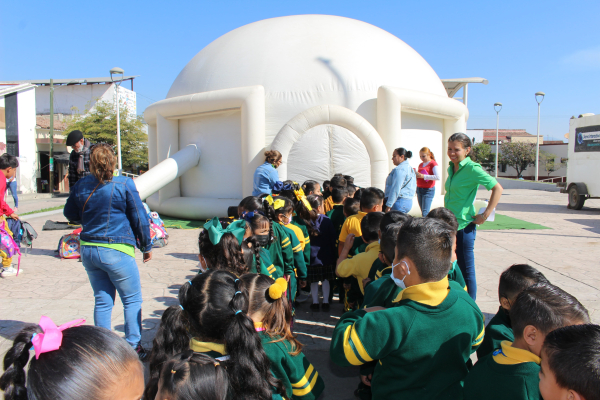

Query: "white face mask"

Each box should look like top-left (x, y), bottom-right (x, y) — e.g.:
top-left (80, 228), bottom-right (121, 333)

top-left (390, 260), bottom-right (410, 289)
top-left (198, 256), bottom-right (208, 273)
top-left (284, 215), bottom-right (292, 225)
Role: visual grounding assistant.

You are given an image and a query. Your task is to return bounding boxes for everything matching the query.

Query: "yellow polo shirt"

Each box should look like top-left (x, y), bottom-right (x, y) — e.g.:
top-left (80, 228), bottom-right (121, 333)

top-left (339, 211), bottom-right (367, 243)
top-left (336, 242), bottom-right (380, 294)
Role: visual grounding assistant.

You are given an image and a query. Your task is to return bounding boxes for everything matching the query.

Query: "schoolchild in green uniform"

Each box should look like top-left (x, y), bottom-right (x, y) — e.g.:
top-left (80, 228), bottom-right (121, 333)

top-left (330, 218), bottom-right (485, 400)
top-left (198, 217), bottom-right (250, 275)
top-left (243, 273), bottom-right (325, 400)
top-left (326, 187), bottom-right (348, 243)
top-left (464, 283), bottom-right (589, 400)
top-left (477, 263), bottom-right (549, 359)
top-left (241, 213), bottom-right (281, 278)
top-left (145, 270), bottom-right (288, 400)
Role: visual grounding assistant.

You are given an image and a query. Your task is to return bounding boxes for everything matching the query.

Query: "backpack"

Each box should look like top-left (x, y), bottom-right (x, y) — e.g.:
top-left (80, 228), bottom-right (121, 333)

top-left (20, 221), bottom-right (38, 250)
top-left (7, 218), bottom-right (22, 244)
top-left (0, 221), bottom-right (21, 274)
top-left (149, 222), bottom-right (168, 248)
top-left (57, 232), bottom-right (81, 259)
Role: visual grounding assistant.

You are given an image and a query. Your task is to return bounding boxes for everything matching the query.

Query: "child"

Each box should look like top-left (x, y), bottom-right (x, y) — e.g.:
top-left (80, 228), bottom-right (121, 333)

top-left (323, 175), bottom-right (347, 213)
top-left (242, 213), bottom-right (280, 278)
top-left (243, 274), bottom-right (325, 399)
top-left (199, 217), bottom-right (249, 275)
top-left (338, 187), bottom-right (384, 256)
top-left (351, 187), bottom-right (361, 200)
top-left (145, 270), bottom-right (287, 400)
top-left (343, 197), bottom-right (359, 218)
top-left (464, 282), bottom-right (589, 400)
top-left (326, 187), bottom-right (347, 245)
top-left (156, 350), bottom-right (232, 400)
top-left (540, 324), bottom-right (600, 400)
top-left (301, 180), bottom-right (320, 196)
top-left (331, 218), bottom-right (485, 399)
top-left (322, 180), bottom-right (331, 199)
top-left (0, 153), bottom-right (20, 276)
top-left (336, 212), bottom-right (384, 296)
top-left (476, 263), bottom-right (549, 359)
top-left (344, 175), bottom-right (355, 186)
top-left (1, 317), bottom-right (144, 400)
top-left (305, 194), bottom-right (337, 311)
top-left (365, 211), bottom-right (411, 283)
top-left (272, 196), bottom-right (308, 302)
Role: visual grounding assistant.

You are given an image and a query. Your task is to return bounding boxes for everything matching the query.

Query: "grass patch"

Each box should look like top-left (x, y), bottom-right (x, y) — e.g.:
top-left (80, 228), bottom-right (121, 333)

top-left (21, 205), bottom-right (65, 216)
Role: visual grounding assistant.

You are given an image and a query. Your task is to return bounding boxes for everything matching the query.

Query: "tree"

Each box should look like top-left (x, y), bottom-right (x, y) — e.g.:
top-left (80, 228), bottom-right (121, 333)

top-left (470, 142), bottom-right (495, 173)
top-left (539, 150), bottom-right (567, 177)
top-left (66, 100), bottom-right (148, 173)
top-left (500, 142), bottom-right (536, 178)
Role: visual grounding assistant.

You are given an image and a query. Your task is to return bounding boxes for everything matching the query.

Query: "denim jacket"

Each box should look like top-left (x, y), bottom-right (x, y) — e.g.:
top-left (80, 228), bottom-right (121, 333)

top-left (64, 175), bottom-right (152, 252)
top-left (384, 160), bottom-right (416, 208)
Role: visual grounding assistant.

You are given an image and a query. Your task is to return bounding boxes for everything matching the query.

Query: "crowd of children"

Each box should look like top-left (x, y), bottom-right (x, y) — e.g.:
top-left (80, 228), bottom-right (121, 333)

top-left (2, 172), bottom-right (600, 400)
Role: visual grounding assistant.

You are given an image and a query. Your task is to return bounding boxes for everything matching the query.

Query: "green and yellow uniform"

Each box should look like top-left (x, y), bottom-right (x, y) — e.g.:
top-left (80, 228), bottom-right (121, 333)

top-left (464, 341), bottom-right (540, 400)
top-left (448, 260), bottom-right (467, 290)
top-left (291, 218), bottom-right (311, 268)
top-left (362, 275), bottom-right (401, 309)
top-left (326, 205), bottom-right (346, 246)
top-left (331, 278), bottom-right (485, 399)
top-left (268, 223), bottom-right (295, 281)
top-left (366, 258), bottom-right (390, 282)
top-left (339, 211), bottom-right (367, 244)
top-left (477, 306), bottom-right (513, 360)
top-left (280, 223), bottom-right (308, 303)
top-left (256, 323), bottom-right (325, 399)
top-left (190, 338), bottom-right (285, 400)
top-left (250, 247), bottom-right (279, 279)
top-left (336, 242), bottom-right (380, 294)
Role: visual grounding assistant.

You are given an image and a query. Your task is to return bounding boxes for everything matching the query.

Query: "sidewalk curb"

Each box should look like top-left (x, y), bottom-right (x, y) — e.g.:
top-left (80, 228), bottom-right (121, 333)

top-left (21, 209), bottom-right (65, 220)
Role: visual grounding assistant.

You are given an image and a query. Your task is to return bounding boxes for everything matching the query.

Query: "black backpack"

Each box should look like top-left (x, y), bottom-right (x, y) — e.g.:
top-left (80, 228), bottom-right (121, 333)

top-left (20, 221), bottom-right (38, 251)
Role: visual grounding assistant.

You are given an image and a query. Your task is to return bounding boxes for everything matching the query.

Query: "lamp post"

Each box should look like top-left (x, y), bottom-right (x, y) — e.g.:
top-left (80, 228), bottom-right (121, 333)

top-left (494, 102), bottom-right (502, 178)
top-left (535, 92), bottom-right (545, 181)
top-left (110, 67), bottom-right (125, 173)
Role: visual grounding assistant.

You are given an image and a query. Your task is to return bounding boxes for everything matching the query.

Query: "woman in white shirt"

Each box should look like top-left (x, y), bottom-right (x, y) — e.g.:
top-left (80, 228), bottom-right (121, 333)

top-left (414, 147), bottom-right (440, 216)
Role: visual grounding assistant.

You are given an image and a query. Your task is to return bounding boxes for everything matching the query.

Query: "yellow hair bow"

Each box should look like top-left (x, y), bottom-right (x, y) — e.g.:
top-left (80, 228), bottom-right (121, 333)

top-left (273, 199), bottom-right (286, 210)
top-left (265, 195), bottom-right (274, 206)
top-left (293, 188), bottom-right (312, 211)
top-left (268, 278), bottom-right (288, 300)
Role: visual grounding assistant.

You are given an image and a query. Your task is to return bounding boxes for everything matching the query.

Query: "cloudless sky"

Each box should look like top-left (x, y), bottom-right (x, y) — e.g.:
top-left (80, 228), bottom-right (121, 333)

top-left (2, 0), bottom-right (599, 141)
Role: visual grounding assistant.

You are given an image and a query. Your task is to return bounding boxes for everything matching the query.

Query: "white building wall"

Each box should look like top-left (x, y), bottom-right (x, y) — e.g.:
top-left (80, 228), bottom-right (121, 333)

top-left (495, 143), bottom-right (568, 179)
top-left (35, 84), bottom-right (112, 115)
top-left (16, 87), bottom-right (37, 193)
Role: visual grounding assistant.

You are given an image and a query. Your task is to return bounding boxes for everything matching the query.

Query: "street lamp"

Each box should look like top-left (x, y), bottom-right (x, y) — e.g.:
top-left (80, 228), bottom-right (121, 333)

top-left (110, 67), bottom-right (125, 173)
top-left (494, 102), bottom-right (502, 178)
top-left (535, 92), bottom-right (545, 181)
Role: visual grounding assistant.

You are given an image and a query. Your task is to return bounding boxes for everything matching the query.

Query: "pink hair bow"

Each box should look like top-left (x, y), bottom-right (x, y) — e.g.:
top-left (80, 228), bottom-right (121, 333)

top-left (31, 316), bottom-right (86, 359)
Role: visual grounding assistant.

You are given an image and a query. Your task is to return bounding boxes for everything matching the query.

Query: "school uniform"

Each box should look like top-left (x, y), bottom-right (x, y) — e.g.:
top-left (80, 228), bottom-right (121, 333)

top-left (366, 258), bottom-right (390, 282)
top-left (338, 211), bottom-right (367, 244)
top-left (250, 247), bottom-right (279, 279)
top-left (268, 223), bottom-right (296, 281)
top-left (279, 223), bottom-right (308, 302)
top-left (464, 341), bottom-right (541, 400)
top-left (476, 306), bottom-right (514, 360)
top-left (361, 274), bottom-right (401, 309)
top-left (448, 260), bottom-right (467, 290)
top-left (307, 214), bottom-right (337, 283)
top-left (323, 196), bottom-right (335, 213)
top-left (256, 323), bottom-right (325, 399)
top-left (291, 218), bottom-right (311, 268)
top-left (330, 278), bottom-right (485, 399)
top-left (190, 338), bottom-right (286, 400)
top-left (326, 204), bottom-right (345, 246)
top-left (336, 242), bottom-right (380, 294)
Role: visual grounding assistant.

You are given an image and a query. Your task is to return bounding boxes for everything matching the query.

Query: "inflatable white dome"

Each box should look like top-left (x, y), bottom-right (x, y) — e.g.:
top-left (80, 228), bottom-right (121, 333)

top-left (140, 15), bottom-right (468, 218)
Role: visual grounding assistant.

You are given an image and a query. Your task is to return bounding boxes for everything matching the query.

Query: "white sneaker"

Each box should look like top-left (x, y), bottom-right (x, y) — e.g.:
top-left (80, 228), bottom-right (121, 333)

top-left (1, 266), bottom-right (22, 276)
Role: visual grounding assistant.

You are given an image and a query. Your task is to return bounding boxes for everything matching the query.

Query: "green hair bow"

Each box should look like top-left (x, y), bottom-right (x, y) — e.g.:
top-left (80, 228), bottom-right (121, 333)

top-left (203, 217), bottom-right (247, 246)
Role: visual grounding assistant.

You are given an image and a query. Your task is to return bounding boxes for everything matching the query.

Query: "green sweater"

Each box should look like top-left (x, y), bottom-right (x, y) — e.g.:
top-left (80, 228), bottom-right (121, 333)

top-left (366, 258), bottom-right (391, 282)
top-left (291, 219), bottom-right (311, 269)
top-left (362, 275), bottom-right (401, 309)
top-left (251, 248), bottom-right (280, 279)
top-left (477, 306), bottom-right (514, 359)
top-left (331, 278), bottom-right (485, 399)
top-left (326, 205), bottom-right (346, 246)
top-left (464, 345), bottom-right (541, 400)
top-left (279, 224), bottom-right (308, 303)
top-left (258, 331), bottom-right (325, 399)
top-left (448, 260), bottom-right (466, 289)
top-left (268, 223), bottom-right (295, 280)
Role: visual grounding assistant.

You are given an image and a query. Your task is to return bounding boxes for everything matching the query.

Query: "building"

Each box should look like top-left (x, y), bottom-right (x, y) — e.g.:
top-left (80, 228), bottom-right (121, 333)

top-left (0, 76), bottom-right (138, 194)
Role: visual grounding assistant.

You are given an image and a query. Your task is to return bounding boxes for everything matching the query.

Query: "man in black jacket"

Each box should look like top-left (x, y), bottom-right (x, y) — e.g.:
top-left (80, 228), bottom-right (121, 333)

top-left (66, 130), bottom-right (91, 191)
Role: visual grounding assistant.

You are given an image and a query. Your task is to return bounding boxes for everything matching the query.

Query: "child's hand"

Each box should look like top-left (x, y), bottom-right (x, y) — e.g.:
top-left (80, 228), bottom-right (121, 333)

top-left (362, 277), bottom-right (372, 287)
top-left (360, 374), bottom-right (373, 387)
top-left (343, 235), bottom-right (355, 250)
top-left (299, 279), bottom-right (307, 288)
top-left (9, 213), bottom-right (18, 220)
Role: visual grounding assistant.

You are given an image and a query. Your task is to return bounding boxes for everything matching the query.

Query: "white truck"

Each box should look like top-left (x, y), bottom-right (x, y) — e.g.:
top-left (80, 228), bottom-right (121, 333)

top-left (560, 113), bottom-right (600, 209)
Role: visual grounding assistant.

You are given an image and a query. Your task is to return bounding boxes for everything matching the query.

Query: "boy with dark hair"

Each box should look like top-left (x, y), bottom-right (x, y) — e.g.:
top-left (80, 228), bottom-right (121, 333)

top-left (477, 264), bottom-right (549, 359)
top-left (349, 186), bottom-right (359, 199)
top-left (343, 198), bottom-right (359, 218)
top-left (338, 187), bottom-right (384, 256)
top-left (0, 153), bottom-right (20, 276)
top-left (344, 175), bottom-right (355, 186)
top-left (331, 218), bottom-right (485, 399)
top-left (324, 175), bottom-right (347, 213)
top-left (327, 187), bottom-right (348, 243)
top-left (322, 180), bottom-right (331, 199)
top-left (365, 211), bottom-right (410, 283)
top-left (540, 324), bottom-right (600, 400)
top-left (464, 283), bottom-right (590, 400)
top-left (427, 207), bottom-right (467, 289)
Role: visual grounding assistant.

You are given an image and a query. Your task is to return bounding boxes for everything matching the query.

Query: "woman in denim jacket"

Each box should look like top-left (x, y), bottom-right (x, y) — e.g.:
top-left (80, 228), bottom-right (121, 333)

top-left (64, 144), bottom-right (152, 360)
top-left (384, 147), bottom-right (416, 213)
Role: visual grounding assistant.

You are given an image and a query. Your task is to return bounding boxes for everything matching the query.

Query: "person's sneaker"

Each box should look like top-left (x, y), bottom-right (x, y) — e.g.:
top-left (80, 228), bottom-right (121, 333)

top-left (322, 303), bottom-right (330, 312)
top-left (135, 344), bottom-right (149, 362)
top-left (1, 266), bottom-right (22, 276)
top-left (309, 303), bottom-right (320, 311)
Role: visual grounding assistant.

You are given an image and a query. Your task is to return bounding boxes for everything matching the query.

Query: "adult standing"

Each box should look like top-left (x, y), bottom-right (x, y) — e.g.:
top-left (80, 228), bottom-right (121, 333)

top-left (414, 147), bottom-right (440, 217)
top-left (444, 133), bottom-right (503, 301)
top-left (66, 129), bottom-right (92, 192)
top-left (5, 176), bottom-right (18, 212)
top-left (252, 150), bottom-right (282, 196)
top-left (64, 144), bottom-right (152, 360)
top-left (384, 148), bottom-right (416, 213)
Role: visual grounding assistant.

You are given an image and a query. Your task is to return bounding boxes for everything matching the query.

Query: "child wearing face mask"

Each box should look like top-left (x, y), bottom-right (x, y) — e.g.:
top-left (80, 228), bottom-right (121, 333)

top-left (330, 218), bottom-right (485, 399)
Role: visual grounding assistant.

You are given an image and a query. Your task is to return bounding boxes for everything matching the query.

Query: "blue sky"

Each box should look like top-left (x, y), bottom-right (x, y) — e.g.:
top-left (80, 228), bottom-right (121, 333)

top-left (2, 0), bottom-right (599, 141)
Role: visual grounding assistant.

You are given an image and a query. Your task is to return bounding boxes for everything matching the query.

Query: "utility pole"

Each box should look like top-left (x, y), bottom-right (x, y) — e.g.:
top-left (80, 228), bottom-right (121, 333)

top-left (49, 79), bottom-right (54, 196)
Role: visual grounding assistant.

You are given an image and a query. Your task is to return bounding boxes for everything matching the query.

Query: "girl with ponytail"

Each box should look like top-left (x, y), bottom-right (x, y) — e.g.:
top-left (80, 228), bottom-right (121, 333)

top-left (1, 318), bottom-right (143, 400)
top-left (415, 146), bottom-right (440, 217)
top-left (242, 274), bottom-right (325, 400)
top-left (198, 217), bottom-right (249, 275)
top-left (242, 214), bottom-right (282, 279)
top-left (145, 270), bottom-right (286, 400)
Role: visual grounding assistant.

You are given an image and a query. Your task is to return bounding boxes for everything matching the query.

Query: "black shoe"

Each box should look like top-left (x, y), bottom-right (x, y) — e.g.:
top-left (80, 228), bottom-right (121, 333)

top-left (135, 344), bottom-right (149, 362)
top-left (310, 303), bottom-right (320, 310)
top-left (322, 303), bottom-right (330, 312)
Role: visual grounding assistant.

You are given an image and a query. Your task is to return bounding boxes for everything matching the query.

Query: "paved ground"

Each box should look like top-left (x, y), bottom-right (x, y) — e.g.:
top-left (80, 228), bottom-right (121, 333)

top-left (1, 188), bottom-right (599, 399)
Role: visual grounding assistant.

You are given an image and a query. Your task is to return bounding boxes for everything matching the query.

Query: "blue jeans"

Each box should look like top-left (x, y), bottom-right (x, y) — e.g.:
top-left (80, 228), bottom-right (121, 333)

top-left (7, 180), bottom-right (17, 207)
top-left (416, 187), bottom-right (435, 217)
top-left (81, 246), bottom-right (142, 347)
top-left (456, 223), bottom-right (477, 300)
top-left (391, 197), bottom-right (413, 213)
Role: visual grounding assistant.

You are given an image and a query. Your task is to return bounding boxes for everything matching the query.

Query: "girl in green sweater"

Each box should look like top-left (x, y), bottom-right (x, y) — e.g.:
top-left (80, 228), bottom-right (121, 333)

top-left (243, 273), bottom-right (325, 400)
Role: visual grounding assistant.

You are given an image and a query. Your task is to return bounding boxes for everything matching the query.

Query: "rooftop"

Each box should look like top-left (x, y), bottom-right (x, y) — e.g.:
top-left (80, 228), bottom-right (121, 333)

top-left (36, 116), bottom-right (68, 131)
top-left (0, 76), bottom-right (138, 86)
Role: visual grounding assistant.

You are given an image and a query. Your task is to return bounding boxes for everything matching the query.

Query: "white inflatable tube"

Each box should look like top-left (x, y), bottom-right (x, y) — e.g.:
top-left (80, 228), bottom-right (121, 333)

top-left (135, 144), bottom-right (201, 200)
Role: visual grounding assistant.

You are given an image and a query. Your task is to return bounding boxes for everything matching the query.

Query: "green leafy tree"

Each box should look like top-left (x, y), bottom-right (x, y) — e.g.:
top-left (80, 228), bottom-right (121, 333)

top-left (539, 150), bottom-right (567, 177)
top-left (470, 142), bottom-right (495, 172)
top-left (500, 142), bottom-right (536, 178)
top-left (66, 100), bottom-right (148, 173)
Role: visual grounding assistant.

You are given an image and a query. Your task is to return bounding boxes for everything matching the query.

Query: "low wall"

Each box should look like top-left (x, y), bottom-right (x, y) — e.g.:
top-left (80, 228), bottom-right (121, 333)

top-left (495, 178), bottom-right (561, 192)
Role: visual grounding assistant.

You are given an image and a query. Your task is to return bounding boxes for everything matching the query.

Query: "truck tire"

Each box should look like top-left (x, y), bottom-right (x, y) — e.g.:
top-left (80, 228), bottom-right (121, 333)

top-left (568, 185), bottom-right (586, 210)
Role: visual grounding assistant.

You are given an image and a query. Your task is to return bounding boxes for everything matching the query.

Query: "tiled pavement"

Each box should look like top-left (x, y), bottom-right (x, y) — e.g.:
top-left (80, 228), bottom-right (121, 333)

top-left (1, 188), bottom-right (599, 399)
